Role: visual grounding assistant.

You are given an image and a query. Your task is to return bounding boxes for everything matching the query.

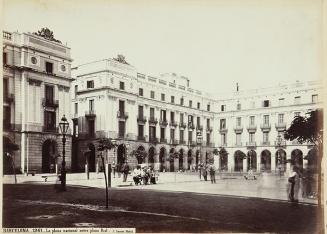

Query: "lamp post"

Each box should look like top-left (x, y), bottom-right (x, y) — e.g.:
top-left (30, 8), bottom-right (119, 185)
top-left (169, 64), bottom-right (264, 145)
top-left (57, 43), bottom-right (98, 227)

top-left (59, 115), bottom-right (69, 192)
top-left (276, 134), bottom-right (282, 177)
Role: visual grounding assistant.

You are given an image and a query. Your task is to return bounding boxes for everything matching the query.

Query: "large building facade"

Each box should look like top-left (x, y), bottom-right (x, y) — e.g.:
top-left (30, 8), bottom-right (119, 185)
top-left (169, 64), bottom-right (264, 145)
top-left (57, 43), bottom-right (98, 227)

top-left (3, 29), bottom-right (73, 174)
top-left (71, 55), bottom-right (322, 173)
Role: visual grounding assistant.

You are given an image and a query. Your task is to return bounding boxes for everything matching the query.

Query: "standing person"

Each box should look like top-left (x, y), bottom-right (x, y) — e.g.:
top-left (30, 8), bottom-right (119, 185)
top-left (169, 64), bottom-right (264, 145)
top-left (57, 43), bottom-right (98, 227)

top-left (121, 162), bottom-right (130, 182)
top-left (133, 165), bottom-right (142, 185)
top-left (287, 166), bottom-right (299, 202)
top-left (209, 164), bottom-right (216, 183)
top-left (203, 164), bottom-right (208, 181)
top-left (199, 163), bottom-right (203, 180)
top-left (112, 161), bottom-right (116, 178)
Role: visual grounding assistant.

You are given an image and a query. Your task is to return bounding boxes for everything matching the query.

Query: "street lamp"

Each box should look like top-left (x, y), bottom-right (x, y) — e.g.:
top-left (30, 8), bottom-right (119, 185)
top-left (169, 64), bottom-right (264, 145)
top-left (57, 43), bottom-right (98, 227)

top-left (276, 134), bottom-right (283, 177)
top-left (59, 115), bottom-right (69, 191)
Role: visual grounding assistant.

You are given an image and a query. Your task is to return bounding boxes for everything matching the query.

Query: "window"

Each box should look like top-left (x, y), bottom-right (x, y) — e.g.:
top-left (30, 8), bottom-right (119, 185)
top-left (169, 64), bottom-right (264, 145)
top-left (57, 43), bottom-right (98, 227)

top-left (207, 104), bottom-right (210, 111)
top-left (74, 85), bottom-right (78, 97)
top-left (189, 100), bottom-right (192, 108)
top-left (119, 81), bottom-right (125, 90)
top-left (312, 94), bottom-right (318, 103)
top-left (221, 133), bottom-right (227, 145)
top-left (171, 96), bottom-right (175, 104)
top-left (119, 100), bottom-right (125, 113)
top-left (221, 105), bottom-right (225, 111)
top-left (45, 62), bottom-right (53, 74)
top-left (87, 80), bottom-right (94, 89)
top-left (150, 107), bottom-right (155, 119)
top-left (249, 133), bottom-right (255, 143)
top-left (119, 121), bottom-right (125, 137)
top-left (197, 116), bottom-right (201, 126)
top-left (170, 129), bottom-right (175, 141)
top-left (139, 88), bottom-right (143, 96)
top-left (138, 106), bottom-right (144, 118)
top-left (45, 85), bottom-right (54, 104)
top-left (149, 126), bottom-right (156, 140)
top-left (170, 112), bottom-right (175, 122)
top-left (236, 133), bottom-right (241, 145)
top-left (150, 91), bottom-right (155, 99)
top-left (180, 130), bottom-right (184, 142)
top-left (236, 117), bottom-right (241, 126)
top-left (189, 131), bottom-right (193, 142)
top-left (278, 113), bottom-right (284, 123)
top-left (279, 98), bottom-right (285, 106)
top-left (249, 116), bottom-right (255, 125)
top-left (3, 79), bottom-right (8, 98)
top-left (206, 133), bottom-right (210, 144)
top-left (138, 125), bottom-right (144, 137)
top-left (89, 99), bottom-right (94, 111)
top-left (220, 119), bottom-right (226, 129)
top-left (188, 115), bottom-right (194, 127)
top-left (160, 128), bottom-right (165, 140)
top-left (3, 52), bottom-right (7, 65)
top-left (207, 118), bottom-right (210, 128)
top-left (294, 96), bottom-right (301, 105)
top-left (294, 112), bottom-right (300, 117)
top-left (263, 132), bottom-right (269, 143)
top-left (180, 97), bottom-right (184, 106)
top-left (237, 103), bottom-right (241, 111)
top-left (180, 113), bottom-right (184, 124)
top-left (263, 100), bottom-right (270, 107)
top-left (3, 106), bottom-right (11, 129)
top-left (44, 111), bottom-right (56, 130)
top-left (160, 110), bottom-right (166, 121)
top-left (197, 102), bottom-right (200, 109)
top-left (74, 103), bottom-right (78, 115)
top-left (161, 93), bottom-right (165, 101)
top-left (263, 115), bottom-right (269, 125)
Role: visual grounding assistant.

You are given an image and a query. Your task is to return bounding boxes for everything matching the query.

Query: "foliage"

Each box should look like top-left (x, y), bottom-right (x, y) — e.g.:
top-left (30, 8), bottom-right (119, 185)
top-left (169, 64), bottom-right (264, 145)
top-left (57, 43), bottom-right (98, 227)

top-left (167, 152), bottom-right (179, 161)
top-left (284, 109), bottom-right (323, 146)
top-left (130, 148), bottom-right (147, 163)
top-left (97, 138), bottom-right (115, 152)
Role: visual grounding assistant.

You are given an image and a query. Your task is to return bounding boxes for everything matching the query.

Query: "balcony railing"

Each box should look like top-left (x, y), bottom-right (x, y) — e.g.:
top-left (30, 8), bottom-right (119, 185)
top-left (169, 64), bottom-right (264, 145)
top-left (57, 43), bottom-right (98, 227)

top-left (206, 126), bottom-right (213, 132)
top-left (275, 140), bottom-right (286, 148)
top-left (85, 110), bottom-right (96, 117)
top-left (246, 124), bottom-right (257, 132)
top-left (196, 125), bottom-right (203, 131)
top-left (169, 121), bottom-right (178, 127)
top-left (137, 116), bottom-right (147, 124)
top-left (261, 141), bottom-right (270, 146)
top-left (43, 126), bottom-right (58, 133)
top-left (246, 142), bottom-right (257, 147)
top-left (4, 93), bottom-right (15, 103)
top-left (148, 117), bottom-right (158, 125)
top-left (137, 136), bottom-right (146, 141)
top-left (188, 123), bottom-right (195, 130)
top-left (219, 127), bottom-right (228, 133)
top-left (171, 139), bottom-right (179, 145)
top-left (149, 137), bottom-right (159, 143)
top-left (179, 122), bottom-right (187, 128)
top-left (275, 122), bottom-right (287, 130)
top-left (159, 119), bottom-right (168, 127)
top-left (234, 125), bottom-right (243, 133)
top-left (42, 99), bottom-right (59, 108)
top-left (260, 123), bottom-right (271, 131)
top-left (117, 111), bottom-right (128, 119)
top-left (160, 138), bottom-right (167, 143)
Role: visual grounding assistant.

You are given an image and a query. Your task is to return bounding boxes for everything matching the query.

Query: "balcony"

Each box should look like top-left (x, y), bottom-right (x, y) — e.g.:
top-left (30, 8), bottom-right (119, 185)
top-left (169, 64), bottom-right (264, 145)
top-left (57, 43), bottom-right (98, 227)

top-left (206, 126), bottom-right (213, 132)
top-left (188, 123), bottom-right (195, 130)
top-left (137, 116), bottom-right (147, 124)
top-left (260, 123), bottom-right (271, 132)
top-left (149, 137), bottom-right (159, 143)
top-left (246, 142), bottom-right (257, 148)
top-left (43, 126), bottom-right (58, 133)
top-left (85, 110), bottom-right (96, 118)
top-left (179, 122), bottom-right (187, 129)
top-left (196, 125), bottom-right (203, 131)
top-left (261, 141), bottom-right (270, 146)
top-left (160, 138), bottom-right (167, 143)
top-left (275, 140), bottom-right (286, 148)
top-left (219, 127), bottom-right (228, 133)
top-left (275, 122), bottom-right (287, 131)
top-left (117, 111), bottom-right (128, 120)
top-left (180, 140), bottom-right (186, 145)
top-left (234, 125), bottom-right (243, 134)
top-left (4, 93), bottom-right (14, 103)
top-left (42, 99), bottom-right (59, 108)
top-left (148, 117), bottom-right (158, 125)
top-left (169, 121), bottom-right (178, 127)
top-left (159, 119), bottom-right (168, 127)
top-left (234, 142), bottom-right (242, 147)
top-left (171, 139), bottom-right (179, 145)
top-left (137, 136), bottom-right (146, 141)
top-left (246, 124), bottom-right (257, 133)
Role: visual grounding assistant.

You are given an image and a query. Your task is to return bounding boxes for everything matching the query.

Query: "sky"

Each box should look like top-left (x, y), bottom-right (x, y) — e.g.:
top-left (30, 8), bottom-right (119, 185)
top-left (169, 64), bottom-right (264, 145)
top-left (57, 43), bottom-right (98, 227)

top-left (2, 0), bottom-right (323, 94)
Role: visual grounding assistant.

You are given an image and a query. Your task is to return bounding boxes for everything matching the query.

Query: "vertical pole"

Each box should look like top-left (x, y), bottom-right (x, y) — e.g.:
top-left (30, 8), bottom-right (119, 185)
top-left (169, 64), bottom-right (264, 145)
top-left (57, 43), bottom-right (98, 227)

top-left (61, 134), bottom-right (66, 191)
top-left (101, 155), bottom-right (108, 208)
top-left (108, 164), bottom-right (112, 188)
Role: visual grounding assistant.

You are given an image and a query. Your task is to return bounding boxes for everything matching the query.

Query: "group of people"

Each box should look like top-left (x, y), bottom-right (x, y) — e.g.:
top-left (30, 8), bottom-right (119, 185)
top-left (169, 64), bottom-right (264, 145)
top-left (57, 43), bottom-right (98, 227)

top-left (132, 165), bottom-right (157, 185)
top-left (111, 161), bottom-right (130, 182)
top-left (198, 163), bottom-right (217, 183)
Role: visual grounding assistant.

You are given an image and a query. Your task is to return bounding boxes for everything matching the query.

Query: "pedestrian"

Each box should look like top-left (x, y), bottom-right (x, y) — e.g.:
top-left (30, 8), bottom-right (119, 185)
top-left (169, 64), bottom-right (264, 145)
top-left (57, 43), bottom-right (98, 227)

top-left (199, 163), bottom-right (203, 180)
top-left (287, 166), bottom-right (300, 202)
top-left (203, 164), bottom-right (208, 181)
top-left (209, 164), bottom-right (216, 183)
top-left (112, 161), bottom-right (116, 178)
top-left (133, 165), bottom-right (142, 185)
top-left (121, 161), bottom-right (130, 182)
top-left (116, 163), bottom-right (121, 178)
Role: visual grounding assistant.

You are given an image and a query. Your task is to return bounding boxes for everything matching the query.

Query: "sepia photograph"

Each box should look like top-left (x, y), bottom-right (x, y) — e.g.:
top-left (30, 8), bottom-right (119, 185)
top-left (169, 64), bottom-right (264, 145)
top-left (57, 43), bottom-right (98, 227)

top-left (1, 0), bottom-right (325, 233)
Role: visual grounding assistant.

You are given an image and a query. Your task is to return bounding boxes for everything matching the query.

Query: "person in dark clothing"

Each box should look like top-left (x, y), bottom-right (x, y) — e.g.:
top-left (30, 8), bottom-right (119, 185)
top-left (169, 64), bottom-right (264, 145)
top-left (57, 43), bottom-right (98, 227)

top-left (121, 162), bottom-right (130, 182)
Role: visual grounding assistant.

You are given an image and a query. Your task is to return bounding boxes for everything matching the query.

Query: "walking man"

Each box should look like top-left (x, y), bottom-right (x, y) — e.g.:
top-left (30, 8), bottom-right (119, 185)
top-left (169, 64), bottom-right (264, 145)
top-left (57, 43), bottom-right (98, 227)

top-left (209, 164), bottom-right (216, 183)
top-left (121, 161), bottom-right (130, 182)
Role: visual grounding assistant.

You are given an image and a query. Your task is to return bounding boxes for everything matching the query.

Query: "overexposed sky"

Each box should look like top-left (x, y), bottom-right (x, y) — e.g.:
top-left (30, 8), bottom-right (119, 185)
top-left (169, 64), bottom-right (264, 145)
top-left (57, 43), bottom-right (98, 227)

top-left (3, 0), bottom-right (323, 93)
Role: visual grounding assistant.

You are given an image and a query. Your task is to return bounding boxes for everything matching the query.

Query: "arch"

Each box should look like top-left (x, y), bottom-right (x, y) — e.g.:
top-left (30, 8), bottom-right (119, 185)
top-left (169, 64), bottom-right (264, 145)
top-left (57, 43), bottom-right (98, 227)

top-left (187, 149), bottom-right (192, 170)
top-left (220, 150), bottom-right (228, 171)
top-left (234, 150), bottom-right (245, 172)
top-left (195, 150), bottom-right (200, 168)
top-left (179, 149), bottom-right (184, 171)
top-left (136, 146), bottom-right (146, 164)
top-left (169, 148), bottom-right (175, 172)
top-left (42, 139), bottom-right (58, 173)
top-left (260, 150), bottom-right (271, 172)
top-left (275, 149), bottom-right (287, 172)
top-left (247, 150), bottom-right (257, 171)
top-left (159, 147), bottom-right (167, 172)
top-left (148, 146), bottom-right (156, 167)
top-left (306, 148), bottom-right (318, 173)
top-left (117, 144), bottom-right (126, 167)
top-left (87, 143), bottom-right (96, 172)
top-left (291, 149), bottom-right (303, 170)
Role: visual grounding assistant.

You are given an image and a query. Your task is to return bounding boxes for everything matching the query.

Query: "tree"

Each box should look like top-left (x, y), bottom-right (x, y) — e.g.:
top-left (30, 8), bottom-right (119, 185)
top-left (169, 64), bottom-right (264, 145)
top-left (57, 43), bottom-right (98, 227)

top-left (130, 148), bottom-right (147, 164)
top-left (167, 151), bottom-right (179, 162)
top-left (284, 109), bottom-right (323, 206)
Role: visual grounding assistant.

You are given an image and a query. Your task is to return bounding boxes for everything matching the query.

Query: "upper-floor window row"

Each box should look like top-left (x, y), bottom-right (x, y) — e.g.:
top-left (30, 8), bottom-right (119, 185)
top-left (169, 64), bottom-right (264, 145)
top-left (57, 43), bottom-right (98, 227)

top-left (119, 81), bottom-right (125, 90)
top-left (139, 88), bottom-right (143, 96)
top-left (87, 80), bottom-right (94, 89)
top-left (150, 91), bottom-right (155, 99)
